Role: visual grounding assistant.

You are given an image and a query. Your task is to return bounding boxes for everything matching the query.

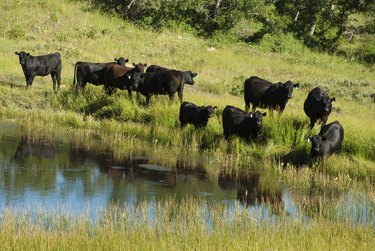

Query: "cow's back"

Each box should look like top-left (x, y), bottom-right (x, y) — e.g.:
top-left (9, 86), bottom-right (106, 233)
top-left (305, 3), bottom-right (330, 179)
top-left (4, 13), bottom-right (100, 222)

top-left (142, 71), bottom-right (182, 94)
top-left (304, 87), bottom-right (331, 115)
top-left (319, 121), bottom-right (344, 142)
top-left (244, 76), bottom-right (272, 104)
top-left (75, 61), bottom-right (108, 84)
top-left (25, 52), bottom-right (61, 76)
top-left (304, 87), bottom-right (334, 129)
top-left (222, 106), bottom-right (249, 138)
top-left (146, 65), bottom-right (171, 73)
top-left (319, 121), bottom-right (344, 154)
top-left (179, 102), bottom-right (198, 123)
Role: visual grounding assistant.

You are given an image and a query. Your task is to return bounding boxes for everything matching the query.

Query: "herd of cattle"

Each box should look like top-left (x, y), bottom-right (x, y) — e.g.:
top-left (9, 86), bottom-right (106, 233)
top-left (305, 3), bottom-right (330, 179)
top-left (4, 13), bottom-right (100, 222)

top-left (14, 51), bottom-right (344, 159)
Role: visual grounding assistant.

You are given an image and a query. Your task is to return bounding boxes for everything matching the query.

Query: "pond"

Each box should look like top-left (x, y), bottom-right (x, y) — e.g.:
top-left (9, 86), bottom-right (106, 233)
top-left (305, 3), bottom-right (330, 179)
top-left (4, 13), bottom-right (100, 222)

top-left (0, 121), bottom-right (374, 226)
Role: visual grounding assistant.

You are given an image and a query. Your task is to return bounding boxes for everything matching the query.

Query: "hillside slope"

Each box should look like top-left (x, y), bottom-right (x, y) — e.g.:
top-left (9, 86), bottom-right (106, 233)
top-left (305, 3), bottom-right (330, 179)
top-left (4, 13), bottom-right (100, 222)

top-left (0, 0), bottom-right (374, 179)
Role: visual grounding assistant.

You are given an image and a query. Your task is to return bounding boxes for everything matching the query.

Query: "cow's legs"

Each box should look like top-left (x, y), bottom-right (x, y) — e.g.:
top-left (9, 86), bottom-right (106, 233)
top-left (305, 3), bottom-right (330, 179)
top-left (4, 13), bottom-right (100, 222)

top-left (51, 73), bottom-right (57, 90)
top-left (104, 84), bottom-right (116, 95)
top-left (169, 93), bottom-right (175, 103)
top-left (245, 103), bottom-right (250, 112)
top-left (251, 105), bottom-right (256, 113)
top-left (26, 76), bottom-right (34, 87)
top-left (56, 73), bottom-right (61, 90)
top-left (146, 96), bottom-right (151, 105)
top-left (168, 93), bottom-right (177, 104)
top-left (309, 118), bottom-right (316, 129)
top-left (127, 88), bottom-right (133, 101)
top-left (178, 90), bottom-right (183, 103)
top-left (223, 129), bottom-right (230, 140)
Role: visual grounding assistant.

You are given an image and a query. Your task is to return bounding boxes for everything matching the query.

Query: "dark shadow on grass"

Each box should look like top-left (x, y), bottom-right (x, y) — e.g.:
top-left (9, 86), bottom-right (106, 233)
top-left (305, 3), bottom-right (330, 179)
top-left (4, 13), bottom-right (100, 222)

top-left (279, 147), bottom-right (311, 168)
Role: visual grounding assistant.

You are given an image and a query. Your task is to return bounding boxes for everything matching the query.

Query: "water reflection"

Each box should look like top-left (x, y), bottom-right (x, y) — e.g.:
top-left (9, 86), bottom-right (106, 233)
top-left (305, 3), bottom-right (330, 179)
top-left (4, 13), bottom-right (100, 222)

top-left (218, 171), bottom-right (283, 214)
top-left (0, 121), bottom-right (374, 227)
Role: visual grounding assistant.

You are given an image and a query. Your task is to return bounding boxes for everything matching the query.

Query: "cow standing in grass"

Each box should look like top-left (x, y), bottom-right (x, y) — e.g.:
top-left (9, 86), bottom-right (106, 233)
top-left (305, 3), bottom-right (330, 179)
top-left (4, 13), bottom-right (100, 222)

top-left (15, 51), bottom-right (62, 90)
top-left (222, 105), bottom-right (266, 141)
top-left (102, 63), bottom-right (147, 98)
top-left (244, 76), bottom-right (299, 114)
top-left (179, 102), bottom-right (217, 128)
top-left (73, 57), bottom-right (129, 88)
top-left (309, 121), bottom-right (344, 158)
top-left (304, 87), bottom-right (336, 129)
top-left (134, 70), bottom-right (197, 104)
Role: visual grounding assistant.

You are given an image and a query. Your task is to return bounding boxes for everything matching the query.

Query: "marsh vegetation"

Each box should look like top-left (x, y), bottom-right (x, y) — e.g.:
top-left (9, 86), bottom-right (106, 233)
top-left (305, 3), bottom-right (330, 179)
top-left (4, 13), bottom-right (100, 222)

top-left (0, 0), bottom-right (374, 249)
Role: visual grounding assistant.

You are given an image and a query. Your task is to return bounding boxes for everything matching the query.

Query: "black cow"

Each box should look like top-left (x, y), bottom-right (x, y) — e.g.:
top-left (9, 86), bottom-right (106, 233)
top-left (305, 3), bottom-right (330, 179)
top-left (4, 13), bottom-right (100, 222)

top-left (179, 102), bottom-right (217, 128)
top-left (146, 64), bottom-right (172, 73)
top-left (15, 51), bottom-right (62, 90)
top-left (244, 76), bottom-right (299, 114)
top-left (102, 63), bottom-right (147, 97)
top-left (222, 105), bottom-right (266, 140)
top-left (73, 57), bottom-right (129, 88)
top-left (304, 87), bottom-right (336, 129)
top-left (134, 70), bottom-right (197, 104)
top-left (309, 121), bottom-right (344, 158)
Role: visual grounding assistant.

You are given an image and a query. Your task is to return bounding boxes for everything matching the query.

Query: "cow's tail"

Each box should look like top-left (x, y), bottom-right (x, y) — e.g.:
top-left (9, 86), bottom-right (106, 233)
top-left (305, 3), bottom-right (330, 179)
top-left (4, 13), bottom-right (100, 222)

top-left (73, 62), bottom-right (78, 86)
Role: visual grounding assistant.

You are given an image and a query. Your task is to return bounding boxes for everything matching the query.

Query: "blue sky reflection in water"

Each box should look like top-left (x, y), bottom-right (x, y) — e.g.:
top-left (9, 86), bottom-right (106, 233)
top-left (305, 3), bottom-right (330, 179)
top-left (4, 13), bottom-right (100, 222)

top-left (0, 121), bottom-right (374, 227)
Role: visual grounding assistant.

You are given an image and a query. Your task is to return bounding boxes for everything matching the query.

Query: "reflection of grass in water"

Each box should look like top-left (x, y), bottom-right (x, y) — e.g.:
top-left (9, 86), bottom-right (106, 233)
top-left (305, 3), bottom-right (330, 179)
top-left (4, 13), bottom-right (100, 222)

top-left (1, 197), bottom-right (374, 250)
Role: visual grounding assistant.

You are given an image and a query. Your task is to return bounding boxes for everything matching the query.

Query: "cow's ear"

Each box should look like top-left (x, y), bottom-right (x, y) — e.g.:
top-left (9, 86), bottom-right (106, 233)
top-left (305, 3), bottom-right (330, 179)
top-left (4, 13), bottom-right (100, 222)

top-left (15, 52), bottom-right (19, 55)
top-left (331, 97), bottom-right (336, 102)
top-left (132, 63), bottom-right (136, 66)
top-left (114, 58), bottom-right (118, 61)
top-left (26, 53), bottom-right (30, 56)
top-left (125, 58), bottom-right (129, 63)
top-left (213, 106), bottom-right (217, 110)
top-left (143, 63), bottom-right (147, 67)
top-left (192, 73), bottom-right (197, 77)
top-left (294, 83), bottom-right (300, 89)
top-left (262, 112), bottom-right (267, 117)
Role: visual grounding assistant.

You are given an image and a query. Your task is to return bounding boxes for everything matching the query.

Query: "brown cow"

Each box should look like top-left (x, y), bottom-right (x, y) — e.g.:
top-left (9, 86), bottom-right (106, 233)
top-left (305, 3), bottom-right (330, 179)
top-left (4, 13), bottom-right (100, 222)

top-left (103, 63), bottom-right (147, 98)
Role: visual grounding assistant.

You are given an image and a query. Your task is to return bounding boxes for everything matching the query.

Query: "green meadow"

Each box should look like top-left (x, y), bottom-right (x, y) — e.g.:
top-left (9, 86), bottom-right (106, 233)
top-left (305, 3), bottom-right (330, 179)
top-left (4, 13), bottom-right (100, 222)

top-left (0, 0), bottom-right (375, 249)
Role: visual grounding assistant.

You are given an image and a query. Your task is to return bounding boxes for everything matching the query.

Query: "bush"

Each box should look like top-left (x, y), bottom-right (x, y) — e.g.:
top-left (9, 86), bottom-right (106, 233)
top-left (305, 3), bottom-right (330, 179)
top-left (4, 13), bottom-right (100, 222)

top-left (258, 33), bottom-right (306, 54)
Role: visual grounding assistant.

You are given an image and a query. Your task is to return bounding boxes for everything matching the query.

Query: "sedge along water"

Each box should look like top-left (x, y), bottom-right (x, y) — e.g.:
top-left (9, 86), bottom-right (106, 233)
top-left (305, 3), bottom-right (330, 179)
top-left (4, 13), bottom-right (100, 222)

top-left (0, 121), bottom-right (374, 226)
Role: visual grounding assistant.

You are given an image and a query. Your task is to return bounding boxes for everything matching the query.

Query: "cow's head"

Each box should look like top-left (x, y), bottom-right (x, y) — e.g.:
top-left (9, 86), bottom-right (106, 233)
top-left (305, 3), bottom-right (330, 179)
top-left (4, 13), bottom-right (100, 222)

top-left (316, 92), bottom-right (334, 113)
top-left (184, 71), bottom-right (198, 85)
top-left (132, 63), bottom-right (147, 73)
top-left (309, 135), bottom-right (326, 157)
top-left (132, 72), bottom-right (144, 90)
top-left (15, 51), bottom-right (30, 65)
top-left (280, 81), bottom-right (299, 99)
top-left (114, 57), bottom-right (129, 65)
top-left (248, 111), bottom-right (266, 139)
top-left (203, 105), bottom-right (217, 118)
top-left (252, 111), bottom-right (267, 127)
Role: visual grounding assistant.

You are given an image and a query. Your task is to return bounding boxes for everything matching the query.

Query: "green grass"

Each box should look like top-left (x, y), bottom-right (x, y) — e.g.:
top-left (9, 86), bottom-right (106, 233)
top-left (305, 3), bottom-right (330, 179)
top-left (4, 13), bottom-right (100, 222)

top-left (1, 198), bottom-right (374, 251)
top-left (0, 0), bottom-right (375, 248)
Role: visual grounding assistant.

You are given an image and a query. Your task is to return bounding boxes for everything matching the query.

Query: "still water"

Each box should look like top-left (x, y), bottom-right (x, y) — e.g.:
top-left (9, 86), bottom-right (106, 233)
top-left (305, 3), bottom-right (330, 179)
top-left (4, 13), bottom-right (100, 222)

top-left (0, 121), bottom-right (374, 225)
